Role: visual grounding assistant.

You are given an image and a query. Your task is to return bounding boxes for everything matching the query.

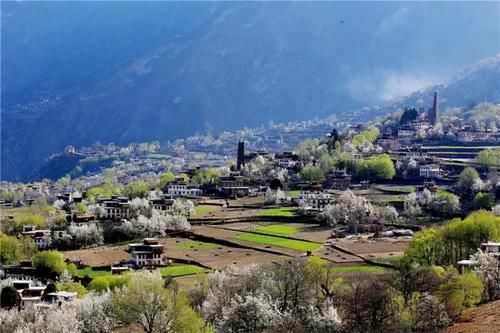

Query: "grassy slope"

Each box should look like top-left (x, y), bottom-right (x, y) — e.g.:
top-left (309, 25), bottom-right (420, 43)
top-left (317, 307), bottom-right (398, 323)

top-left (253, 225), bottom-right (300, 236)
top-left (256, 207), bottom-right (297, 217)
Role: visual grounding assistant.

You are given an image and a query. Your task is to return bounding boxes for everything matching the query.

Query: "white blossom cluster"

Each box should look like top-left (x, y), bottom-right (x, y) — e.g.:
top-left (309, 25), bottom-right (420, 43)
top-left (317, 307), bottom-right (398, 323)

top-left (0, 292), bottom-right (115, 333)
top-left (196, 263), bottom-right (341, 333)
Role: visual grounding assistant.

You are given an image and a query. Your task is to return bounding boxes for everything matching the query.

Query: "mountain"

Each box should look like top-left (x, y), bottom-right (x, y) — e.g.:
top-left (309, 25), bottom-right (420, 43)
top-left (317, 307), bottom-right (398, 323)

top-left (1, 1), bottom-right (499, 181)
top-left (361, 54), bottom-right (500, 119)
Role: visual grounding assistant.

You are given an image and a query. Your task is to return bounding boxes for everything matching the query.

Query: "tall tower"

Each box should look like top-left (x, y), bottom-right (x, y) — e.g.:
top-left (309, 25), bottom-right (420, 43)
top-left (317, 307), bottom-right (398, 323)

top-left (236, 141), bottom-right (245, 171)
top-left (429, 91), bottom-right (439, 125)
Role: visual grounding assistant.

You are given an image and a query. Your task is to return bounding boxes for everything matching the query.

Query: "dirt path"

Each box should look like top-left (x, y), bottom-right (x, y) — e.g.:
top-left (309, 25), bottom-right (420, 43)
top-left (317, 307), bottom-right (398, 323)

top-left (445, 300), bottom-right (500, 333)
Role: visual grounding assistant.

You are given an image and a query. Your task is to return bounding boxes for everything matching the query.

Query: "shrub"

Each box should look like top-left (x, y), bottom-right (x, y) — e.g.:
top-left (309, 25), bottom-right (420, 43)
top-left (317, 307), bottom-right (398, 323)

top-left (299, 166), bottom-right (325, 182)
top-left (354, 154), bottom-right (395, 181)
top-left (473, 192), bottom-right (495, 210)
top-left (32, 250), bottom-right (67, 278)
top-left (1, 286), bottom-right (21, 309)
top-left (88, 275), bottom-right (130, 292)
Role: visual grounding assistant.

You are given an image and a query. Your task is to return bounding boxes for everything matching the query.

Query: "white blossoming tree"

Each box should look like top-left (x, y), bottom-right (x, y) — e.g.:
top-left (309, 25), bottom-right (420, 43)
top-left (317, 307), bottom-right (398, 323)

top-left (470, 249), bottom-right (500, 301)
top-left (322, 190), bottom-right (373, 233)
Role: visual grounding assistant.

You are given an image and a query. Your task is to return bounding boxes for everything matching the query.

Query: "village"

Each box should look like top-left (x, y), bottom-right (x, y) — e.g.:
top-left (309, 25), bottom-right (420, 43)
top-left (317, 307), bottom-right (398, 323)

top-left (1, 97), bottom-right (499, 332)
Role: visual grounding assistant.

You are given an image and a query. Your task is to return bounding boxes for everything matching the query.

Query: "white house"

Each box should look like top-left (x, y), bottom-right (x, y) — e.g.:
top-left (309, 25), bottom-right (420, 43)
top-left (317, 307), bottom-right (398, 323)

top-left (97, 196), bottom-right (130, 220)
top-left (419, 163), bottom-right (442, 179)
top-left (167, 180), bottom-right (202, 197)
top-left (299, 191), bottom-right (332, 212)
top-left (482, 242), bottom-right (500, 254)
top-left (22, 227), bottom-right (52, 249)
top-left (128, 238), bottom-right (164, 267)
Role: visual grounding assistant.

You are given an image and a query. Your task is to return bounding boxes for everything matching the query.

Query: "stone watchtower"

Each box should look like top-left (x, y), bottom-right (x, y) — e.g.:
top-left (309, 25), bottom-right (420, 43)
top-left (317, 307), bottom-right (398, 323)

top-left (236, 141), bottom-right (245, 171)
top-left (429, 91), bottom-right (439, 125)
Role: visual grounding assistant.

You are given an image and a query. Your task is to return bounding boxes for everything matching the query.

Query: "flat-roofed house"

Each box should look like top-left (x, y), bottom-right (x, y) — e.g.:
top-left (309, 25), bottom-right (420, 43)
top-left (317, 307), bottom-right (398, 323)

top-left (274, 151), bottom-right (300, 169)
top-left (299, 188), bottom-right (332, 213)
top-left (419, 161), bottom-right (442, 179)
top-left (12, 280), bottom-right (46, 306)
top-left (97, 196), bottom-right (130, 220)
top-left (150, 195), bottom-right (175, 214)
top-left (482, 242), bottom-right (500, 254)
top-left (167, 179), bottom-right (203, 197)
top-left (217, 172), bottom-right (250, 198)
top-left (128, 238), bottom-right (164, 267)
top-left (21, 229), bottom-right (52, 249)
top-left (324, 169), bottom-right (351, 190)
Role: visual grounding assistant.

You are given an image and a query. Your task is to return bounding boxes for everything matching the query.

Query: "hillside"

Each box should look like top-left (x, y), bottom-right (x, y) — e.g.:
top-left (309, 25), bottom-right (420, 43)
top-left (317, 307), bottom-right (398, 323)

top-left (1, 2), bottom-right (499, 181)
top-left (445, 300), bottom-right (500, 333)
top-left (358, 54), bottom-right (500, 121)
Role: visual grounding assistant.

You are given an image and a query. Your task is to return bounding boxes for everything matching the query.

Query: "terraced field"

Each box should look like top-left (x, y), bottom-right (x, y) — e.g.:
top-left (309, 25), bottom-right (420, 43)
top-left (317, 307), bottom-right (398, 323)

top-left (233, 232), bottom-right (322, 251)
top-left (159, 264), bottom-right (210, 278)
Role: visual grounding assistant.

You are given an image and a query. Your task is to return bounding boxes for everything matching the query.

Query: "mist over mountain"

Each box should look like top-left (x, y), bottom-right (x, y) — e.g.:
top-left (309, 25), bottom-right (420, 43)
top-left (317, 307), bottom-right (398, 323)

top-left (360, 54), bottom-right (500, 119)
top-left (1, 1), bottom-right (499, 181)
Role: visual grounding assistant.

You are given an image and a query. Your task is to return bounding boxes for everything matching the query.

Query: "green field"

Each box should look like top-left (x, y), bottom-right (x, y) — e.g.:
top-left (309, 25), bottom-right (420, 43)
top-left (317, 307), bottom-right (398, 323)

top-left (159, 264), bottom-right (210, 277)
top-left (286, 190), bottom-right (300, 199)
top-left (76, 267), bottom-right (112, 278)
top-left (375, 185), bottom-right (416, 194)
top-left (234, 232), bottom-right (321, 251)
top-left (253, 225), bottom-right (300, 237)
top-left (256, 207), bottom-right (297, 217)
top-left (195, 205), bottom-right (221, 215)
top-left (330, 265), bottom-right (387, 273)
top-left (174, 240), bottom-right (219, 250)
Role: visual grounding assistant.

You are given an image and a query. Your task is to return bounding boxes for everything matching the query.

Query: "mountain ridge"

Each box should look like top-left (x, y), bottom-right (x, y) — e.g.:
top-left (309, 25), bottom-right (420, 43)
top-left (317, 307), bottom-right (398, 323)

top-left (1, 2), bottom-right (499, 181)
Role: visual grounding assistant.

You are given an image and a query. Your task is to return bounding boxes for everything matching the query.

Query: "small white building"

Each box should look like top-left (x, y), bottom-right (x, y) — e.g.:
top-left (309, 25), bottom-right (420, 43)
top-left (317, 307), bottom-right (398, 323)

top-left (299, 191), bottom-right (332, 212)
top-left (398, 129), bottom-right (415, 138)
top-left (411, 121), bottom-right (431, 131)
top-left (482, 242), bottom-right (500, 254)
top-left (419, 163), bottom-right (442, 179)
top-left (274, 152), bottom-right (300, 169)
top-left (22, 229), bottom-right (52, 249)
top-left (167, 180), bottom-right (202, 197)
